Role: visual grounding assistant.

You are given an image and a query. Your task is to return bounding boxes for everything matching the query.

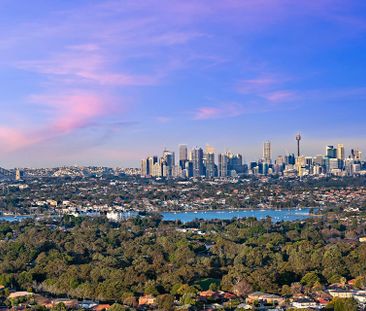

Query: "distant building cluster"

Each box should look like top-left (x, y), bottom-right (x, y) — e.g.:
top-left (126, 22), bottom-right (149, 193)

top-left (141, 144), bottom-right (245, 179)
top-left (290, 144), bottom-right (364, 177)
top-left (141, 135), bottom-right (365, 178)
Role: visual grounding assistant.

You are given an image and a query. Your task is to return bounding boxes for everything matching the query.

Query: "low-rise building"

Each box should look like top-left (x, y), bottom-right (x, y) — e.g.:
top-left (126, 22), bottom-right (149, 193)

top-left (246, 292), bottom-right (285, 305)
top-left (8, 291), bottom-right (33, 299)
top-left (138, 295), bottom-right (156, 306)
top-left (291, 297), bottom-right (318, 309)
top-left (328, 289), bottom-right (354, 299)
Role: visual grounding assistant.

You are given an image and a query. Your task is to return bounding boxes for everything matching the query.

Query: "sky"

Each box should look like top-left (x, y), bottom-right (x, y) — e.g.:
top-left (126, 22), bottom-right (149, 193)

top-left (0, 0), bottom-right (366, 168)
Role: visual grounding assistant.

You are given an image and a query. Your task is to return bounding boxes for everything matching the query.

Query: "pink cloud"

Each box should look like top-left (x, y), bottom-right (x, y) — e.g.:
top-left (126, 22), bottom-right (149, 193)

top-left (30, 92), bottom-right (113, 134)
top-left (0, 127), bottom-right (37, 152)
top-left (194, 107), bottom-right (221, 120)
top-left (0, 91), bottom-right (119, 153)
top-left (235, 74), bottom-right (297, 106)
top-left (264, 90), bottom-right (297, 103)
top-left (194, 103), bottom-right (245, 120)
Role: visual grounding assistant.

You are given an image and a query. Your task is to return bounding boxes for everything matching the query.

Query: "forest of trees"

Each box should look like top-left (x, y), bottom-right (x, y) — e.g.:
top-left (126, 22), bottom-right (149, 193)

top-left (0, 215), bottom-right (365, 309)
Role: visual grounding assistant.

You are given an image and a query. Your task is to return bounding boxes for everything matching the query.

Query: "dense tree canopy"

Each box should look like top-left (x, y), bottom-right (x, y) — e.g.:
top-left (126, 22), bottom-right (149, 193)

top-left (0, 215), bottom-right (365, 306)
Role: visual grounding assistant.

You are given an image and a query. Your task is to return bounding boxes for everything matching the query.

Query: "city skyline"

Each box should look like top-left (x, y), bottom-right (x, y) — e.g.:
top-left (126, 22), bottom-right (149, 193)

top-left (141, 137), bottom-right (364, 178)
top-left (1, 1), bottom-right (366, 167)
top-left (0, 135), bottom-right (365, 169)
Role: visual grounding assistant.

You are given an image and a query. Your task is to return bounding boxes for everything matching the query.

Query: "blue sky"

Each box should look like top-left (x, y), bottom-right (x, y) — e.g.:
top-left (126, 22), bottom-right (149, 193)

top-left (0, 0), bottom-right (365, 167)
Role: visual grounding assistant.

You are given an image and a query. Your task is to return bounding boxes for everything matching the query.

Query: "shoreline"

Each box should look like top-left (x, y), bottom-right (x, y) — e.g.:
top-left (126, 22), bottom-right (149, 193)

top-left (159, 206), bottom-right (319, 214)
top-left (0, 207), bottom-right (321, 222)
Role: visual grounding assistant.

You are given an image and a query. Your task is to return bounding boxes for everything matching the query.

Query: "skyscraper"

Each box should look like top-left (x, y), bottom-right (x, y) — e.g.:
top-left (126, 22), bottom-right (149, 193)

top-left (263, 141), bottom-right (271, 164)
top-left (296, 155), bottom-right (306, 176)
top-left (141, 158), bottom-right (149, 176)
top-left (179, 144), bottom-right (188, 169)
top-left (184, 161), bottom-right (193, 178)
top-left (218, 153), bottom-right (228, 177)
top-left (326, 146), bottom-right (337, 159)
top-left (151, 161), bottom-right (162, 177)
top-left (285, 153), bottom-right (296, 165)
top-left (227, 152), bottom-right (243, 175)
top-left (162, 149), bottom-right (175, 177)
top-left (337, 144), bottom-right (345, 160)
top-left (191, 147), bottom-right (204, 177)
top-left (204, 145), bottom-right (216, 178)
top-left (141, 156), bottom-right (158, 177)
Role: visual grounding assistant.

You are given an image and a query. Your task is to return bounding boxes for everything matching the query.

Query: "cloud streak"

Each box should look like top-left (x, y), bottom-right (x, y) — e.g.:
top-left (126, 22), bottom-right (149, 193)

top-left (193, 103), bottom-right (246, 120)
top-left (17, 49), bottom-right (161, 87)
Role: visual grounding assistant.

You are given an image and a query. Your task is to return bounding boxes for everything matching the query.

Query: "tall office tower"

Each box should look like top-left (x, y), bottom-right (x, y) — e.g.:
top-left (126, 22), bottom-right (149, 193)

top-left (151, 162), bottom-right (162, 177)
top-left (337, 144), bottom-right (345, 160)
top-left (185, 161), bottom-right (194, 178)
top-left (162, 150), bottom-right (175, 177)
top-left (204, 145), bottom-right (216, 178)
top-left (218, 153), bottom-right (228, 177)
top-left (204, 152), bottom-right (216, 178)
top-left (179, 144), bottom-right (188, 169)
top-left (296, 155), bottom-right (306, 176)
top-left (249, 161), bottom-right (258, 173)
top-left (152, 156), bottom-right (158, 164)
top-left (326, 145), bottom-right (337, 158)
top-left (285, 153), bottom-right (296, 165)
top-left (147, 157), bottom-right (153, 176)
top-left (148, 156), bottom-right (158, 170)
top-left (296, 133), bottom-right (302, 157)
top-left (141, 158), bottom-right (149, 176)
top-left (227, 153), bottom-right (243, 175)
top-left (263, 141), bottom-right (271, 164)
top-left (274, 156), bottom-right (285, 174)
top-left (191, 147), bottom-right (204, 177)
